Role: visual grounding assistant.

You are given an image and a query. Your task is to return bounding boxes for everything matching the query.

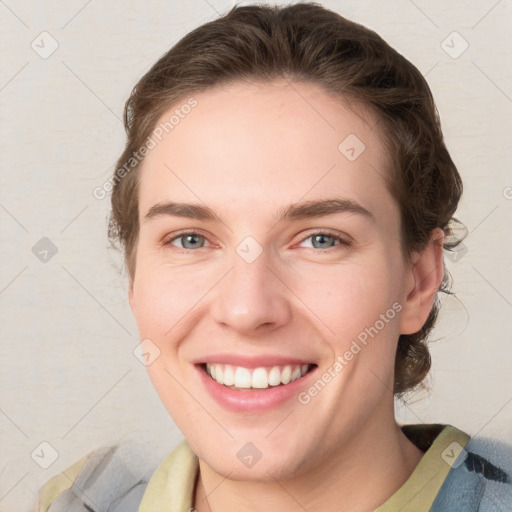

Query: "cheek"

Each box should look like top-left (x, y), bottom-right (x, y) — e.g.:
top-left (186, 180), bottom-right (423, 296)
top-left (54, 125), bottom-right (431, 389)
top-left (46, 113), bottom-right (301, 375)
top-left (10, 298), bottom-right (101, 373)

top-left (132, 244), bottom-right (404, 358)
top-left (290, 257), bottom-right (400, 345)
top-left (131, 264), bottom-right (207, 413)
top-left (131, 260), bottom-right (209, 338)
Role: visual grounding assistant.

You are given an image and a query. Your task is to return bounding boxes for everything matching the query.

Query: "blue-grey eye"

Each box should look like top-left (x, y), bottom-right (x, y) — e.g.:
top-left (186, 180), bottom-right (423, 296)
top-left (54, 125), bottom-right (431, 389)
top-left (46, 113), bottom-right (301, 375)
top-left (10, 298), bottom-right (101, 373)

top-left (299, 232), bottom-right (348, 250)
top-left (165, 232), bottom-right (209, 249)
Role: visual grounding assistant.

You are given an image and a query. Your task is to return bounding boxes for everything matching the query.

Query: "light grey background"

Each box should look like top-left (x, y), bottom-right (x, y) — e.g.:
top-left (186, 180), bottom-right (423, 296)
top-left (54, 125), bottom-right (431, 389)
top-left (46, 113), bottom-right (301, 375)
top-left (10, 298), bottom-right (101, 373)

top-left (1, 1), bottom-right (511, 510)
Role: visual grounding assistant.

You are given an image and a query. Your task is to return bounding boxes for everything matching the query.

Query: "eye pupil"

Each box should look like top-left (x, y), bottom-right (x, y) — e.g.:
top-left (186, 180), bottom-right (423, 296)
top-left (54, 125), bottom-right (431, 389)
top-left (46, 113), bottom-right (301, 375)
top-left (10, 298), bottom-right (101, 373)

top-left (183, 234), bottom-right (203, 248)
top-left (312, 234), bottom-right (335, 249)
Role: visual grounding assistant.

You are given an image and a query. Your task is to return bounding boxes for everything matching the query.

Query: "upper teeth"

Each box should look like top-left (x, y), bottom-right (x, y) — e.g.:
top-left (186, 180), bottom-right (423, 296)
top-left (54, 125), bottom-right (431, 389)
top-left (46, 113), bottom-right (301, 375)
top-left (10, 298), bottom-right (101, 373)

top-left (206, 363), bottom-right (310, 389)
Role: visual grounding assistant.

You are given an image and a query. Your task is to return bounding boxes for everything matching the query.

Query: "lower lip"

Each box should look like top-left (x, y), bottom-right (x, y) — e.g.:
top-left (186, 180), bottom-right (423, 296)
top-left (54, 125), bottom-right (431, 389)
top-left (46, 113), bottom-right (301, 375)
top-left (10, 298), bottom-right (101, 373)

top-left (196, 364), bottom-right (317, 413)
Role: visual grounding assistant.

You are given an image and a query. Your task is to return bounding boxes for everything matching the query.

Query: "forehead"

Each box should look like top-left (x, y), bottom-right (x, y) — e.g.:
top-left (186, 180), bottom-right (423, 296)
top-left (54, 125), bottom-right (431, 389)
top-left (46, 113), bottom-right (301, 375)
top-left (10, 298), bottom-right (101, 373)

top-left (137, 80), bottom-right (395, 224)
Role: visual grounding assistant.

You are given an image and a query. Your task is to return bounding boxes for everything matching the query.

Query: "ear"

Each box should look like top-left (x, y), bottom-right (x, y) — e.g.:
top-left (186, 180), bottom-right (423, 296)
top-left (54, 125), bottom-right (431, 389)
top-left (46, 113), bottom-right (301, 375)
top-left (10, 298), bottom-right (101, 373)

top-left (399, 227), bottom-right (445, 335)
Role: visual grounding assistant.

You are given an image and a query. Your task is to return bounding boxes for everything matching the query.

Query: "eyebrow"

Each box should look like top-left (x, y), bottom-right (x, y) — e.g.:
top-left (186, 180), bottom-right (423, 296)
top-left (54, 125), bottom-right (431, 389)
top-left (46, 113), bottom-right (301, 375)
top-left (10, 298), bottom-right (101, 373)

top-left (143, 198), bottom-right (374, 224)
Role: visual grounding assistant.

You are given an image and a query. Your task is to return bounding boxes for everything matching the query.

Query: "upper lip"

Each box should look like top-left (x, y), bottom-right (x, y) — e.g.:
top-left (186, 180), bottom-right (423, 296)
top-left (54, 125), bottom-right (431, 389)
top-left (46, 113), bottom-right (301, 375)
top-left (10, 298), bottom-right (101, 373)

top-left (194, 354), bottom-right (316, 368)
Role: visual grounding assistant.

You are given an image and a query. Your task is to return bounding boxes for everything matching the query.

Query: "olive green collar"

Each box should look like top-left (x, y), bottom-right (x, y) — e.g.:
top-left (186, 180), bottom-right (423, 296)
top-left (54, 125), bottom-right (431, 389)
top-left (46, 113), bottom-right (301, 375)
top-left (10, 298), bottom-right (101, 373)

top-left (138, 423), bottom-right (470, 512)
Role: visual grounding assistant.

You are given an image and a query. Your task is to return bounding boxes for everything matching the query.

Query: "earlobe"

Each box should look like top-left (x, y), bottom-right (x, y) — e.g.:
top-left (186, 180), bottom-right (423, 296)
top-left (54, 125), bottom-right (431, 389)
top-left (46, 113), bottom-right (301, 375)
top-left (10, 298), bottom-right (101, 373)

top-left (399, 228), bottom-right (445, 335)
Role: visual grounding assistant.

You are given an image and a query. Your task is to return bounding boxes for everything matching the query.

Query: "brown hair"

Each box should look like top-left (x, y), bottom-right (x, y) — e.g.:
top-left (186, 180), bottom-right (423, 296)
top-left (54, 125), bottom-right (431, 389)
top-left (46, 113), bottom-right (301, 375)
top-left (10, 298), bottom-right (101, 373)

top-left (108, 2), bottom-right (465, 398)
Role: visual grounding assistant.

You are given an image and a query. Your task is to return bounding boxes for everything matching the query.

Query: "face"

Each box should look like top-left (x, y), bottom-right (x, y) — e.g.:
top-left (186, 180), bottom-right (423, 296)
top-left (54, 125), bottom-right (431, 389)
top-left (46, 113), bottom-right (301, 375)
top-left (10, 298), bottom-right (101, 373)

top-left (129, 80), bottom-right (424, 480)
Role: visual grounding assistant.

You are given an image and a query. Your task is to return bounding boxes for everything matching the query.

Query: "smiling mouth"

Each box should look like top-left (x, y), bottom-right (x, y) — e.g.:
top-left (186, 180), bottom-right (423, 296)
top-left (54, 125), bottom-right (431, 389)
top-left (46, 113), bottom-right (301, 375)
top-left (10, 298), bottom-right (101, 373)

top-left (201, 362), bottom-right (317, 391)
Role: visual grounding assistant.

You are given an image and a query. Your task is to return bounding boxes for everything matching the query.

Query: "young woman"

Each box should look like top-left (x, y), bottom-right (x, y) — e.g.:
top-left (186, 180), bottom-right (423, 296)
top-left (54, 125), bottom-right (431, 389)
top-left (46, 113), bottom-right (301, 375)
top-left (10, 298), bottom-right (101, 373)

top-left (39, 3), bottom-right (511, 511)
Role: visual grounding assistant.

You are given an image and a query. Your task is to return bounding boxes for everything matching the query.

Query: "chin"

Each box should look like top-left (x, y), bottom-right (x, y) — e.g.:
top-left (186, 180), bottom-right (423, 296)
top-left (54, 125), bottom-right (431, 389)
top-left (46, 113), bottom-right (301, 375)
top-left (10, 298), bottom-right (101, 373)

top-left (194, 437), bottom-right (311, 482)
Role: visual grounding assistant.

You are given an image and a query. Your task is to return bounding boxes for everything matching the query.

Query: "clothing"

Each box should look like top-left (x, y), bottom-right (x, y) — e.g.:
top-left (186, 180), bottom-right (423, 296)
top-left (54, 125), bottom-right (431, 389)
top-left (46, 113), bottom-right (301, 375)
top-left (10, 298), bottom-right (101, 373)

top-left (38, 423), bottom-right (512, 511)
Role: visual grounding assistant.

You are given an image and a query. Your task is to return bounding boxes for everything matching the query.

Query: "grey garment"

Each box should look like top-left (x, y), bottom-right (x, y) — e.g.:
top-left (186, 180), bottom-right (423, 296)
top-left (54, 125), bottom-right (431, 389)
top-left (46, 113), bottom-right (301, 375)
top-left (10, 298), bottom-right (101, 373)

top-left (431, 435), bottom-right (512, 511)
top-left (48, 443), bottom-right (155, 512)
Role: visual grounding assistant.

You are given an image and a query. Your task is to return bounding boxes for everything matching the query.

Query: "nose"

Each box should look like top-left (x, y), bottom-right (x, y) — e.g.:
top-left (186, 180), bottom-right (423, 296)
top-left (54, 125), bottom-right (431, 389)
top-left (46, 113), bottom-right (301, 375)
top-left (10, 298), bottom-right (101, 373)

top-left (210, 250), bottom-right (292, 335)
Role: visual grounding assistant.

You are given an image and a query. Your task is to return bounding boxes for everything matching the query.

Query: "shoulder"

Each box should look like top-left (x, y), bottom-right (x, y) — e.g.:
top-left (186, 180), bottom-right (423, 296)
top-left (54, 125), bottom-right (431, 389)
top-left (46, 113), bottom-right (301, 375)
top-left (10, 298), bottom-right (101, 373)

top-left (463, 433), bottom-right (512, 510)
top-left (38, 452), bottom-right (91, 512)
top-left (431, 427), bottom-right (512, 512)
top-left (38, 441), bottom-right (158, 512)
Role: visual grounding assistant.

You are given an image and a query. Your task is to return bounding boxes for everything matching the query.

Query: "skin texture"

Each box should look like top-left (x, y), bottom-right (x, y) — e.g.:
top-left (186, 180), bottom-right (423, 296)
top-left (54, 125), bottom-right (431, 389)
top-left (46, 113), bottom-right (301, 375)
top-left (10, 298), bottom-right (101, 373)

top-left (128, 80), bottom-right (444, 512)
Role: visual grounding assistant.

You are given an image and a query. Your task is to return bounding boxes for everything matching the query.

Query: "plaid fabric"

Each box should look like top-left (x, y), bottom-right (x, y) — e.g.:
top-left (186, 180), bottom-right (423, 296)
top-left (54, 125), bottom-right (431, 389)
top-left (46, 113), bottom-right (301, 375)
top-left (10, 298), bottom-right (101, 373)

top-left (39, 424), bottom-right (512, 512)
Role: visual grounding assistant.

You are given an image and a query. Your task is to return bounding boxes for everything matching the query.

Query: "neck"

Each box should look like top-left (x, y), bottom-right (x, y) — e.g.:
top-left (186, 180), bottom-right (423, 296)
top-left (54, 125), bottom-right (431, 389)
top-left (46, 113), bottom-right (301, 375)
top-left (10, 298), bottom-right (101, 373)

top-left (193, 414), bottom-right (425, 512)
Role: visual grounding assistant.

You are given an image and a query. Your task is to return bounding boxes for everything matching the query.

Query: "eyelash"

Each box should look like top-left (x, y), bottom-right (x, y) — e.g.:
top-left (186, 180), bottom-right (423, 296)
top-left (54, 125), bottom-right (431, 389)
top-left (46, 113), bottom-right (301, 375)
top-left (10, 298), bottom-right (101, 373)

top-left (161, 229), bottom-right (351, 253)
